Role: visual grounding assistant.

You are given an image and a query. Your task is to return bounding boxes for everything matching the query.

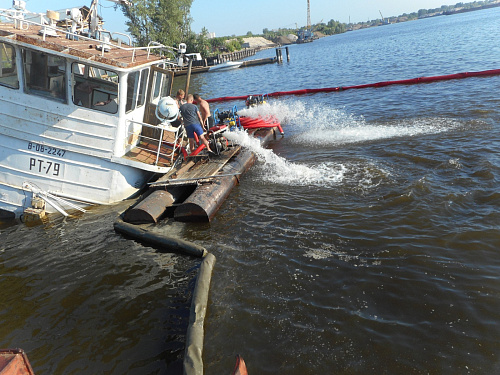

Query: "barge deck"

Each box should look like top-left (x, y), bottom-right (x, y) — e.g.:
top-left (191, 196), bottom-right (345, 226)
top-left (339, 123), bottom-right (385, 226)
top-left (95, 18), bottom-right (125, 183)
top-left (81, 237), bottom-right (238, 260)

top-left (121, 126), bottom-right (278, 225)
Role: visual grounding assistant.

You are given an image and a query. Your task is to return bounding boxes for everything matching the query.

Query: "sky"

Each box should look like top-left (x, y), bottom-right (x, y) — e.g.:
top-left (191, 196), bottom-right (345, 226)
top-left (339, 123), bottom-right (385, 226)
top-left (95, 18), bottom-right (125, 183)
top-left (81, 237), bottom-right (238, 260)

top-left (8, 0), bottom-right (461, 37)
top-left (191, 0), bottom-right (460, 36)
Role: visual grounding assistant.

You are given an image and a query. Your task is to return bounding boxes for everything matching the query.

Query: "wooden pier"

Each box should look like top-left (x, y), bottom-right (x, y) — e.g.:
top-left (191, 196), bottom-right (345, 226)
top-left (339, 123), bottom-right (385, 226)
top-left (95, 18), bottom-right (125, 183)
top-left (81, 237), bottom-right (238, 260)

top-left (241, 57), bottom-right (277, 68)
top-left (213, 48), bottom-right (257, 64)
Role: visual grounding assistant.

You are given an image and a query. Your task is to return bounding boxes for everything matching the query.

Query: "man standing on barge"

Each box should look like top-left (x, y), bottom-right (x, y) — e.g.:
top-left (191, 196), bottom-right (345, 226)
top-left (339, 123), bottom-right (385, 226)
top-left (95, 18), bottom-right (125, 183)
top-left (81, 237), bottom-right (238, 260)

top-left (179, 94), bottom-right (214, 154)
top-left (175, 89), bottom-right (186, 107)
top-left (194, 94), bottom-right (214, 129)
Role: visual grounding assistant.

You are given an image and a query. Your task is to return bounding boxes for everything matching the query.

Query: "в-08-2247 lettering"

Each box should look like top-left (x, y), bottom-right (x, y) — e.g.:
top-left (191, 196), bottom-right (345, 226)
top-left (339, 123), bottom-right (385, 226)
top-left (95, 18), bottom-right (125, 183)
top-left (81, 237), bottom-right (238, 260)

top-left (28, 142), bottom-right (66, 158)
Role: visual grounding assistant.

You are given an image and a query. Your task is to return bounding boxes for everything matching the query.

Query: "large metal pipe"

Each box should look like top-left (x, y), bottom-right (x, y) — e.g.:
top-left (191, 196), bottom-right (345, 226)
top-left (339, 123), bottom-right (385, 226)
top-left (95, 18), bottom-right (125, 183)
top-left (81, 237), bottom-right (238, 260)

top-left (123, 186), bottom-right (192, 224)
top-left (174, 127), bottom-right (277, 222)
top-left (122, 127), bottom-right (277, 224)
top-left (123, 190), bottom-right (175, 224)
top-left (174, 150), bottom-right (257, 222)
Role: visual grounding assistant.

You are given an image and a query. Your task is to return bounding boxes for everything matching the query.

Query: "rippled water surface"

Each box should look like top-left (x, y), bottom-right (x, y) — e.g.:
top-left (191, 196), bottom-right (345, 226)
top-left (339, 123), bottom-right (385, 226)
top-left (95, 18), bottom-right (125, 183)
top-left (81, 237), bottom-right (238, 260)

top-left (1, 7), bottom-right (500, 375)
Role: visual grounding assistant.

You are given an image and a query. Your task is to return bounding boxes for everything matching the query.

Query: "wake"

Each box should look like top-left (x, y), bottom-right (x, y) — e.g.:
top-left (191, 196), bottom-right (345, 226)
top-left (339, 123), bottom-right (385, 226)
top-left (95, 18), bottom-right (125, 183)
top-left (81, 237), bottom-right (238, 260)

top-left (239, 99), bottom-right (461, 147)
top-left (231, 98), bottom-right (460, 188)
top-left (224, 129), bottom-right (346, 187)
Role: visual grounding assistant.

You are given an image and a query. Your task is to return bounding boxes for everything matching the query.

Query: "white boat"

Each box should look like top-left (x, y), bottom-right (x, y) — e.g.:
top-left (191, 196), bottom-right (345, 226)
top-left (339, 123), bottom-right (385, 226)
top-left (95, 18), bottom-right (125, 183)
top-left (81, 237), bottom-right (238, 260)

top-left (208, 61), bottom-right (242, 72)
top-left (0, 1), bottom-right (188, 220)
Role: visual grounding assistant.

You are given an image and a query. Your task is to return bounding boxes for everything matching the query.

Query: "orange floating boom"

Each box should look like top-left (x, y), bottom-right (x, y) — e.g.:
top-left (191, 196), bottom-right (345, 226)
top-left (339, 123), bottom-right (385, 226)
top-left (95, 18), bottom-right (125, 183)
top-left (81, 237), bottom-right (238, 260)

top-left (206, 69), bottom-right (500, 103)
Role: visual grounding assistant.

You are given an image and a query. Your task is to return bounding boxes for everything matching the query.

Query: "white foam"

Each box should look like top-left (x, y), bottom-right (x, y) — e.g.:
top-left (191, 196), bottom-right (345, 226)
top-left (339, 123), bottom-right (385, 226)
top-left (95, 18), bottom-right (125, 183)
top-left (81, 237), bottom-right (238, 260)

top-left (224, 129), bottom-right (346, 187)
top-left (232, 99), bottom-right (459, 188)
top-left (241, 99), bottom-right (460, 147)
top-left (299, 118), bottom-right (459, 147)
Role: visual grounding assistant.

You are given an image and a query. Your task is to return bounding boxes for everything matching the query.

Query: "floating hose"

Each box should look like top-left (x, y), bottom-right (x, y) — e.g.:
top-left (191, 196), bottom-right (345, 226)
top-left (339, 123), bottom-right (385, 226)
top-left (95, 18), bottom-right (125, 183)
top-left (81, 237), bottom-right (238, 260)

top-left (113, 217), bottom-right (208, 257)
top-left (206, 68), bottom-right (500, 103)
top-left (184, 253), bottom-right (216, 375)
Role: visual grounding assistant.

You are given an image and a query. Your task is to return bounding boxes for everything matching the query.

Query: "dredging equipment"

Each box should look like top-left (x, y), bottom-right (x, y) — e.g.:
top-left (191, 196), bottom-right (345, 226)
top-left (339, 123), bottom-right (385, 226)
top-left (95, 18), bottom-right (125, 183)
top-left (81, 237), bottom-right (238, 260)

top-left (121, 123), bottom-right (279, 225)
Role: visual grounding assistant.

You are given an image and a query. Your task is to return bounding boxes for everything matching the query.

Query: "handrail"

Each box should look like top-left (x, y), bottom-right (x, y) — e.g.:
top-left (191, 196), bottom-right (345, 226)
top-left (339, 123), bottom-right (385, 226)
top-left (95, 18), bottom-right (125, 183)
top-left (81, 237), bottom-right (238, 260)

top-left (147, 41), bottom-right (177, 61)
top-left (0, 9), bottom-right (177, 64)
top-left (111, 31), bottom-right (132, 47)
top-left (125, 119), bottom-right (186, 167)
top-left (0, 8), bottom-right (32, 30)
top-left (147, 41), bottom-right (163, 60)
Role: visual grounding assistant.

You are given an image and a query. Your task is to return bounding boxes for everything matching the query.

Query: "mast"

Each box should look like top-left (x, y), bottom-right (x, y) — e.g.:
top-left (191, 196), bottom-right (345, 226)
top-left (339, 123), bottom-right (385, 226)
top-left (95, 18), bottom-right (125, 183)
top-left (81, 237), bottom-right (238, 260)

top-left (307, 0), bottom-right (311, 29)
top-left (87, 0), bottom-right (130, 37)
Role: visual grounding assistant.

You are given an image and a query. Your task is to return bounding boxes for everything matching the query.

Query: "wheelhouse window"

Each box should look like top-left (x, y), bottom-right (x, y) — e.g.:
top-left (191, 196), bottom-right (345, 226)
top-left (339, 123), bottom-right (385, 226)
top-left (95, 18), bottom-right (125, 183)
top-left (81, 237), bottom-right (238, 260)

top-left (138, 68), bottom-right (149, 107)
top-left (126, 68), bottom-right (149, 113)
top-left (0, 43), bottom-right (19, 89)
top-left (72, 63), bottom-right (119, 113)
top-left (151, 64), bottom-right (173, 102)
top-left (22, 49), bottom-right (66, 102)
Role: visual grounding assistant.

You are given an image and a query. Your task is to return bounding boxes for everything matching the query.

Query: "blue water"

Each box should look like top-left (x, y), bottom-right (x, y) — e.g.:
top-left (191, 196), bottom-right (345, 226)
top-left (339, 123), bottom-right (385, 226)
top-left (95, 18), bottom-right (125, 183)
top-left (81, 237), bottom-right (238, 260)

top-left (193, 7), bottom-right (500, 374)
top-left (1, 6), bottom-right (499, 375)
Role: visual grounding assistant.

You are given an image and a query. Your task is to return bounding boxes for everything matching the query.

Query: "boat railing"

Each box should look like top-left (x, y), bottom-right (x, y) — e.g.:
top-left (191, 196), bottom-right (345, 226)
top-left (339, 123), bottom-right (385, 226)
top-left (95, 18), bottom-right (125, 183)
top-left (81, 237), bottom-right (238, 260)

top-left (104, 31), bottom-right (132, 47)
top-left (125, 119), bottom-right (186, 167)
top-left (0, 9), bottom-right (177, 63)
top-left (0, 8), bottom-right (31, 30)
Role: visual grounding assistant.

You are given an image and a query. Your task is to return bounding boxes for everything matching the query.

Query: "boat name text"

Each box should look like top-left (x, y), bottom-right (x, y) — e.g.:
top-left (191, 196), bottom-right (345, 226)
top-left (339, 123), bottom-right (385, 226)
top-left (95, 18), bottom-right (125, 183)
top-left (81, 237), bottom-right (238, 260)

top-left (29, 158), bottom-right (61, 176)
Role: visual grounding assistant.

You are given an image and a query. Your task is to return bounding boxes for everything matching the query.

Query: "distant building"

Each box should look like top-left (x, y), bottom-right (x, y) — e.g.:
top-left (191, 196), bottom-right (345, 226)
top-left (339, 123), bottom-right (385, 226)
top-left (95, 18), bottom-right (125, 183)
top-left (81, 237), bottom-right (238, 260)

top-left (198, 31), bottom-right (216, 39)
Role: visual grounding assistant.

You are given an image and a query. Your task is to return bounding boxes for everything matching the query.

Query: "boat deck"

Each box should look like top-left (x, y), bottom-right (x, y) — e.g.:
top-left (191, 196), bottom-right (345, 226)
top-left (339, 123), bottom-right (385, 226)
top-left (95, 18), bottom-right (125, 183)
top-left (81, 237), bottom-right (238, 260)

top-left (122, 130), bottom-right (186, 168)
top-left (0, 21), bottom-right (163, 68)
top-left (155, 145), bottom-right (241, 186)
top-left (0, 349), bottom-right (35, 375)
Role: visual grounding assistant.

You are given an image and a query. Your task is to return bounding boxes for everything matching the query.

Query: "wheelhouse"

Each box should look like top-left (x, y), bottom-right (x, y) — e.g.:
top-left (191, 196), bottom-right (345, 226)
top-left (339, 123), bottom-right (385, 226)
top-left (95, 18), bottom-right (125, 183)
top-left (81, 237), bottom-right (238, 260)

top-left (0, 7), bottom-right (188, 218)
top-left (0, 33), bottom-right (180, 169)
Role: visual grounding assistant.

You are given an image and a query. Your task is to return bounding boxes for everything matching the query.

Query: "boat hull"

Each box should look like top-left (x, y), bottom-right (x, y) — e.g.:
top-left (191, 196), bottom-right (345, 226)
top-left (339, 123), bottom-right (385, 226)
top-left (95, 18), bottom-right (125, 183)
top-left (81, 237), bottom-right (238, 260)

top-left (0, 133), bottom-right (152, 218)
top-left (208, 62), bottom-right (242, 72)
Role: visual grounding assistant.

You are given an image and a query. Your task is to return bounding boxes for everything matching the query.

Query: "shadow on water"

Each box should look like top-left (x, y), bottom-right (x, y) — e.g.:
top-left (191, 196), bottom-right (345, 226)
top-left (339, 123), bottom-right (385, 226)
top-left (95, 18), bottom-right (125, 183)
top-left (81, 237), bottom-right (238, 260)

top-left (0, 201), bottom-right (201, 374)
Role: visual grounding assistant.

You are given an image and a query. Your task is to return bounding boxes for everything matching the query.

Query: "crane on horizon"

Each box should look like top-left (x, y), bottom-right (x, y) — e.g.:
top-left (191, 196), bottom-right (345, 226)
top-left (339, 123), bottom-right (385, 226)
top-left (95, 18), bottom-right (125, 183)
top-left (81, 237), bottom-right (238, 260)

top-left (379, 10), bottom-right (385, 23)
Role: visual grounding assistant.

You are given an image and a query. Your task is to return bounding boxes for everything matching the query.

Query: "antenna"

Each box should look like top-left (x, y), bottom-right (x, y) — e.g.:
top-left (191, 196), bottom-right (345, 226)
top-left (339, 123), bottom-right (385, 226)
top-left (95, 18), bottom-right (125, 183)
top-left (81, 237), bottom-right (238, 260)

top-left (106, 0), bottom-right (132, 5)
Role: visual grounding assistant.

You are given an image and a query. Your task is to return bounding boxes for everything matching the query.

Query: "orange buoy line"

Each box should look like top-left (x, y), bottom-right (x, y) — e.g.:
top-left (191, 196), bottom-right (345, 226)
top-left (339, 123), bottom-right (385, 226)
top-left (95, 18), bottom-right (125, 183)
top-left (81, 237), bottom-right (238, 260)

top-left (206, 68), bottom-right (500, 103)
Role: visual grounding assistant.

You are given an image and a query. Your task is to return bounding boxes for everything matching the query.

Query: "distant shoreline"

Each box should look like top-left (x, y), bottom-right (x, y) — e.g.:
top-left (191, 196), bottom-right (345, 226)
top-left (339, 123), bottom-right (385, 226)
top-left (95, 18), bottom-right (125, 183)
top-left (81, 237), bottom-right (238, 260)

top-left (349, 1), bottom-right (500, 31)
top-left (442, 1), bottom-right (500, 15)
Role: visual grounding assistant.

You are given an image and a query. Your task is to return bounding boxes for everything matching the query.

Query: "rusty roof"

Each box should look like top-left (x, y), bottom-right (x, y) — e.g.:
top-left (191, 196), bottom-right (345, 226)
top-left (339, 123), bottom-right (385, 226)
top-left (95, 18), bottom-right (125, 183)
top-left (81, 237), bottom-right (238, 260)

top-left (0, 21), bottom-right (170, 70)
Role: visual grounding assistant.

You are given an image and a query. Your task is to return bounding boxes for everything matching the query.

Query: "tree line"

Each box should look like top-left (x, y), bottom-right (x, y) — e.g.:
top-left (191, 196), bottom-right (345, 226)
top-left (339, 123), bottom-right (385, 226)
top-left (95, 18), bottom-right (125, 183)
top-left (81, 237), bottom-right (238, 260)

top-left (118, 0), bottom-right (498, 57)
top-left (118, 0), bottom-right (245, 57)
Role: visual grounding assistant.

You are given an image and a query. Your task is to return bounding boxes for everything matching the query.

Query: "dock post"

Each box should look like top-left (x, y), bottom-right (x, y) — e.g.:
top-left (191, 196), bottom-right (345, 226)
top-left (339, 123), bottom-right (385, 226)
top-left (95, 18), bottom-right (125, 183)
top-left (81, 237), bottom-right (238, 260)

top-left (184, 59), bottom-right (192, 96)
top-left (285, 46), bottom-right (290, 62)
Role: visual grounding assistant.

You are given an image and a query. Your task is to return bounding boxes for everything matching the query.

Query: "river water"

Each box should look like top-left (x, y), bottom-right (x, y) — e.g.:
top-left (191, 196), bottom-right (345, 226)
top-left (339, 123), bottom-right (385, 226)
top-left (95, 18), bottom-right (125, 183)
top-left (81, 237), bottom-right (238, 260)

top-left (1, 7), bottom-right (500, 375)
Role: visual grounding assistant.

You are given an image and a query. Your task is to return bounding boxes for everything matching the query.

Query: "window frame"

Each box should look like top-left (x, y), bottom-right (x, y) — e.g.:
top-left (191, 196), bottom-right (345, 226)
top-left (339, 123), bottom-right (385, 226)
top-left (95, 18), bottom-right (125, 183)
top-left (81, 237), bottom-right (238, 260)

top-left (22, 48), bottom-right (67, 102)
top-left (71, 62), bottom-right (119, 114)
top-left (0, 42), bottom-right (19, 89)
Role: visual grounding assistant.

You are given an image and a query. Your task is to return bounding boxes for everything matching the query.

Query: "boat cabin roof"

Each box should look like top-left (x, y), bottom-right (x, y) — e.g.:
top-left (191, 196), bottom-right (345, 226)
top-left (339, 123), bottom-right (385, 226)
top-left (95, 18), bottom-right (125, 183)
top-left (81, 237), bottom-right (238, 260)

top-left (0, 20), bottom-right (169, 71)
